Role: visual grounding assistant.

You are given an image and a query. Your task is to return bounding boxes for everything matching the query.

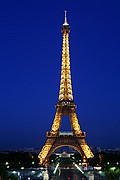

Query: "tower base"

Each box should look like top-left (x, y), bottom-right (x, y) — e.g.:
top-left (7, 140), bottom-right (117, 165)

top-left (38, 132), bottom-right (94, 166)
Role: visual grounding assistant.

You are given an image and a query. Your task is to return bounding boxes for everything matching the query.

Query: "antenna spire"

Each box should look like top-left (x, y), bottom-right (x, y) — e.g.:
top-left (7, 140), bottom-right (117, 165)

top-left (65, 10), bottom-right (67, 23)
top-left (63, 10), bottom-right (69, 26)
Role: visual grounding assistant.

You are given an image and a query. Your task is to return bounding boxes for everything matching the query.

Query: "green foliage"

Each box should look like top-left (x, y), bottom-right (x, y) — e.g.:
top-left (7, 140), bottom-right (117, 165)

top-left (98, 152), bottom-right (120, 179)
top-left (104, 165), bottom-right (120, 179)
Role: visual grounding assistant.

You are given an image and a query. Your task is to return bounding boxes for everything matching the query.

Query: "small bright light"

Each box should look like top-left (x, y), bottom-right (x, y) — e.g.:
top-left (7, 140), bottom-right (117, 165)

top-left (116, 162), bottom-right (119, 165)
top-left (32, 171), bottom-right (35, 174)
top-left (28, 177), bottom-right (30, 180)
top-left (32, 161), bottom-right (34, 164)
top-left (99, 171), bottom-right (102, 174)
top-left (5, 162), bottom-right (8, 165)
top-left (110, 167), bottom-right (116, 171)
top-left (39, 173), bottom-right (42, 176)
top-left (13, 171), bottom-right (16, 174)
top-left (18, 172), bottom-right (20, 176)
top-left (7, 166), bottom-right (9, 169)
top-left (21, 167), bottom-right (24, 169)
top-left (94, 166), bottom-right (101, 170)
top-left (107, 162), bottom-right (110, 165)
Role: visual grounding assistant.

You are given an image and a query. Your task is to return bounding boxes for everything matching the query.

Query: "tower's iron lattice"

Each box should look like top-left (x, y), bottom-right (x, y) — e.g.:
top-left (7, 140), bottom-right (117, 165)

top-left (38, 11), bottom-right (94, 166)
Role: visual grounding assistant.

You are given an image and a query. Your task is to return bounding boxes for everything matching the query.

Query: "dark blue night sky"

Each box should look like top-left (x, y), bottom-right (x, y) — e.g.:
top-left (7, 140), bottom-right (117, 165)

top-left (0, 0), bottom-right (120, 150)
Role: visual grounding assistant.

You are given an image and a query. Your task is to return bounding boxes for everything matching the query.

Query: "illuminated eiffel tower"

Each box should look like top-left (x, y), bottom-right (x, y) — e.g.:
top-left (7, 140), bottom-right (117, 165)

top-left (38, 11), bottom-right (94, 166)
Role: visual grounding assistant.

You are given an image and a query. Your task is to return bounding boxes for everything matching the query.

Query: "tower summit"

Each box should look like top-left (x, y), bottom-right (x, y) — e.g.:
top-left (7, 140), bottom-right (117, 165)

top-left (38, 12), bottom-right (94, 166)
top-left (59, 10), bottom-right (73, 101)
top-left (63, 10), bottom-right (69, 26)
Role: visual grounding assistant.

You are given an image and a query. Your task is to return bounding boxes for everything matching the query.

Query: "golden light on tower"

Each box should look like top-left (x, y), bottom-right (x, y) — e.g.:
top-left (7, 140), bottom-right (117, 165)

top-left (38, 11), bottom-right (94, 166)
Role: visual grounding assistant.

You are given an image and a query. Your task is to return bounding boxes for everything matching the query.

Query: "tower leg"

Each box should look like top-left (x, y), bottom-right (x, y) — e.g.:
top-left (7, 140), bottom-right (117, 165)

top-left (38, 111), bottom-right (62, 165)
top-left (70, 112), bottom-right (94, 159)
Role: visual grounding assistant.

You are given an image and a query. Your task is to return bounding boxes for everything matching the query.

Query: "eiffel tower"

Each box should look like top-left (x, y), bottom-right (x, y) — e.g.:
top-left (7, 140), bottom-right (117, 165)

top-left (38, 11), bottom-right (94, 166)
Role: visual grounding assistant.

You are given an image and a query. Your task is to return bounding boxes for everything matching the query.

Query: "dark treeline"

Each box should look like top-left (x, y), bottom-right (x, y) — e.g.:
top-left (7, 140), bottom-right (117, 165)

top-left (0, 151), bottom-right (39, 169)
top-left (0, 151), bottom-right (120, 167)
